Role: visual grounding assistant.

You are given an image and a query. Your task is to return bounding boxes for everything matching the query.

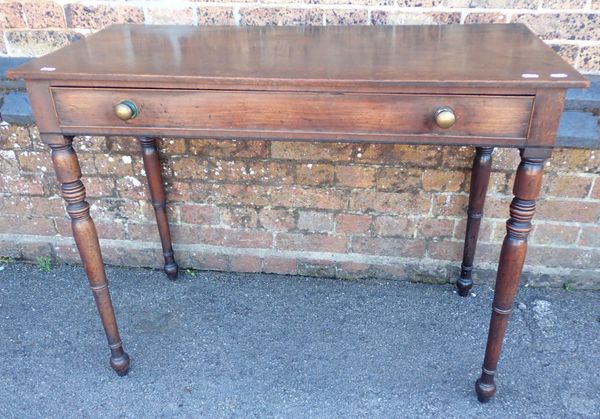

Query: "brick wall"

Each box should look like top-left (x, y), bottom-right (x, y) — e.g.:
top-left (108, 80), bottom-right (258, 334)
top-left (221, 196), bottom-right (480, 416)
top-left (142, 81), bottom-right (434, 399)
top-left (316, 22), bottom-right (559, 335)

top-left (0, 1), bottom-right (599, 289)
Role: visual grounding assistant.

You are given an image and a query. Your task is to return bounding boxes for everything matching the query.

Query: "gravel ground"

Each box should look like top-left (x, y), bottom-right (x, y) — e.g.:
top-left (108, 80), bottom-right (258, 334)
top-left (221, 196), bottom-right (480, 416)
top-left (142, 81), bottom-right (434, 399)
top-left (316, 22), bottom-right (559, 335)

top-left (0, 262), bottom-right (599, 418)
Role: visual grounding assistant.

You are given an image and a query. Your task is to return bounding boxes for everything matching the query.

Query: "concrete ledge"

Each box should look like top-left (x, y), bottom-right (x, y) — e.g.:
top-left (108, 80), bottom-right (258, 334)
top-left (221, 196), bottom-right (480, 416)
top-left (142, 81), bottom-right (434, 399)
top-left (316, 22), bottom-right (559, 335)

top-left (0, 57), bottom-right (28, 90)
top-left (0, 91), bottom-right (33, 125)
top-left (565, 75), bottom-right (600, 111)
top-left (556, 110), bottom-right (600, 148)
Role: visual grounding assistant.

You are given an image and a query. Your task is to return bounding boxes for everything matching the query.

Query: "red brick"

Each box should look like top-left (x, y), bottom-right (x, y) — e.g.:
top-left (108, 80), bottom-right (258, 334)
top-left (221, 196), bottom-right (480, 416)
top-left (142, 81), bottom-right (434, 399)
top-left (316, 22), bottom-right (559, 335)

top-left (546, 175), bottom-right (593, 198)
top-left (2, 174), bottom-right (45, 195)
top-left (464, 12), bottom-right (507, 24)
top-left (512, 13), bottom-right (599, 41)
top-left (180, 204), bottom-right (220, 225)
top-left (85, 177), bottom-right (115, 198)
top-left (239, 7), bottom-right (323, 26)
top-left (579, 226), bottom-right (600, 248)
top-left (427, 240), bottom-right (462, 261)
top-left (532, 223), bottom-right (579, 246)
top-left (270, 186), bottom-right (348, 210)
top-left (0, 216), bottom-right (55, 236)
top-left (297, 258), bottom-right (337, 278)
top-left (376, 167), bottom-right (422, 192)
top-left (115, 176), bottom-right (147, 200)
top-left (491, 148), bottom-right (521, 172)
top-left (351, 236), bottom-right (425, 257)
top-left (297, 210), bottom-right (334, 232)
top-left (335, 165), bottom-right (376, 188)
top-left (422, 169), bottom-right (465, 192)
top-left (146, 7), bottom-right (195, 25)
top-left (23, 2), bottom-right (66, 29)
top-left (127, 223), bottom-right (161, 242)
top-left (1, 125), bottom-right (31, 149)
top-left (324, 9), bottom-right (368, 25)
top-left (106, 137), bottom-right (139, 153)
top-left (230, 255), bottom-right (262, 273)
top-left (248, 161), bottom-right (295, 184)
top-left (20, 242), bottom-right (53, 261)
top-left (0, 149), bottom-right (19, 175)
top-left (94, 154), bottom-right (133, 176)
top-left (0, 3), bottom-right (25, 28)
top-left (157, 138), bottom-right (186, 155)
top-left (258, 208), bottom-right (295, 231)
top-left (295, 163), bottom-right (335, 186)
top-left (173, 226), bottom-right (273, 249)
top-left (65, 4), bottom-right (144, 29)
top-left (371, 11), bottom-right (460, 25)
top-left (440, 146), bottom-right (473, 170)
top-left (525, 246), bottom-right (600, 269)
top-left (28, 196), bottom-right (65, 217)
top-left (373, 216), bottom-right (415, 237)
top-left (263, 257), bottom-right (297, 275)
top-left (197, 7), bottom-right (235, 25)
top-left (276, 233), bottom-right (347, 253)
top-left (180, 250), bottom-right (229, 272)
top-left (220, 207), bottom-right (258, 228)
top-left (188, 139), bottom-right (268, 159)
top-left (428, 240), bottom-right (500, 263)
top-left (336, 261), bottom-right (371, 279)
top-left (166, 181), bottom-right (191, 202)
top-left (482, 196), bottom-right (512, 219)
top-left (55, 218), bottom-right (127, 240)
top-left (488, 172), bottom-right (510, 195)
top-left (172, 157), bottom-right (208, 179)
top-left (271, 142), bottom-right (353, 161)
top-left (358, 144), bottom-right (440, 167)
top-left (417, 218), bottom-right (455, 239)
top-left (191, 184), bottom-right (272, 207)
top-left (454, 218), bottom-right (494, 242)
top-left (335, 213), bottom-right (371, 234)
top-left (350, 191), bottom-right (430, 214)
top-left (547, 149), bottom-right (598, 174)
top-left (536, 200), bottom-right (600, 223)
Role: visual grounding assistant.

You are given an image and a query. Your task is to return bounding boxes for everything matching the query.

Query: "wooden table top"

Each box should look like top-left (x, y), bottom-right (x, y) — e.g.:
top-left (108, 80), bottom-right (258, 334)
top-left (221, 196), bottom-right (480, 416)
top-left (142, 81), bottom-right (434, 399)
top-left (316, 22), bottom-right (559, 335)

top-left (9, 24), bottom-right (587, 89)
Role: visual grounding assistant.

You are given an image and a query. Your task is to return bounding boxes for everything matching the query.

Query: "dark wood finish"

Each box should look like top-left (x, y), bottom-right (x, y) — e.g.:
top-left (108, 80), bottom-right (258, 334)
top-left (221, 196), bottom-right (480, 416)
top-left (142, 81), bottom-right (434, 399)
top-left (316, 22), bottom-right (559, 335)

top-left (50, 88), bottom-right (533, 145)
top-left (138, 137), bottom-right (178, 280)
top-left (457, 147), bottom-right (494, 296)
top-left (475, 148), bottom-right (550, 402)
top-left (48, 135), bottom-right (130, 375)
top-left (8, 24), bottom-right (587, 90)
top-left (8, 24), bottom-right (586, 401)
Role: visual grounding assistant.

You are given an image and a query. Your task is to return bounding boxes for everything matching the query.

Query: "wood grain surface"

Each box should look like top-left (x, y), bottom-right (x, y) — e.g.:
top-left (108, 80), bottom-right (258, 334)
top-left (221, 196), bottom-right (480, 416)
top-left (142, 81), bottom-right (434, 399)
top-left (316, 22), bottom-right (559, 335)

top-left (8, 24), bottom-right (588, 89)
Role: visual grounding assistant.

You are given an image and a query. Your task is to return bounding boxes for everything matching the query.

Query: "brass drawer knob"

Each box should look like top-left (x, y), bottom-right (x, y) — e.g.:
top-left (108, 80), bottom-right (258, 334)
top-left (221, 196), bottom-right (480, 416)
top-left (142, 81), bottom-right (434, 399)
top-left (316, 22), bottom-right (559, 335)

top-left (114, 99), bottom-right (138, 121)
top-left (434, 106), bottom-right (456, 129)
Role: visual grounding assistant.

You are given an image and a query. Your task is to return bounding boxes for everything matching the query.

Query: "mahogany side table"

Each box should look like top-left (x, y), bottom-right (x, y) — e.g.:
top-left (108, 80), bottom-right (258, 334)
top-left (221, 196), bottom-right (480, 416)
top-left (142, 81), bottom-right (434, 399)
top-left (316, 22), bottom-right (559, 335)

top-left (8, 23), bottom-right (588, 402)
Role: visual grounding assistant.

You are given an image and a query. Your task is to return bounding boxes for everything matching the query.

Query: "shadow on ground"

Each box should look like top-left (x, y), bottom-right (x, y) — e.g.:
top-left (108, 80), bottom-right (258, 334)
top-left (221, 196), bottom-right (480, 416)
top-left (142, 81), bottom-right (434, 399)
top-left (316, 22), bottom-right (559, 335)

top-left (1, 263), bottom-right (599, 418)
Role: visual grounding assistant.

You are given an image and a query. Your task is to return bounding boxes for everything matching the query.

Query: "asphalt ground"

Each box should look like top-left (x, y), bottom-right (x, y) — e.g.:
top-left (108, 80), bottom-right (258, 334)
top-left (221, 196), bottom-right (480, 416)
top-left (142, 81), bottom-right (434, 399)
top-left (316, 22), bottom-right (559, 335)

top-left (1, 262), bottom-right (599, 418)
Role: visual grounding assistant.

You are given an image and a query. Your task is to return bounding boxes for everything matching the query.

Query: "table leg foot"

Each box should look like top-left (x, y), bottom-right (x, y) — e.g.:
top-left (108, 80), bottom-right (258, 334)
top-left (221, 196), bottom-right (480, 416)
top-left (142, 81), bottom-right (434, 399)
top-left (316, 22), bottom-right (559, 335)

top-left (475, 374), bottom-right (496, 403)
top-left (164, 259), bottom-right (178, 280)
top-left (110, 351), bottom-right (131, 376)
top-left (457, 147), bottom-right (493, 297)
top-left (457, 274), bottom-right (472, 297)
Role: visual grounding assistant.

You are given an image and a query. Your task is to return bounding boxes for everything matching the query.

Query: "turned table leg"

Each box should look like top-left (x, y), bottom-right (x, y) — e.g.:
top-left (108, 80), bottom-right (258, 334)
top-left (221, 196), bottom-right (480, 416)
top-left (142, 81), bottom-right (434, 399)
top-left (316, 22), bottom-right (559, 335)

top-left (138, 137), bottom-right (178, 280)
top-left (457, 147), bottom-right (493, 296)
top-left (475, 149), bottom-right (549, 402)
top-left (49, 136), bottom-right (130, 375)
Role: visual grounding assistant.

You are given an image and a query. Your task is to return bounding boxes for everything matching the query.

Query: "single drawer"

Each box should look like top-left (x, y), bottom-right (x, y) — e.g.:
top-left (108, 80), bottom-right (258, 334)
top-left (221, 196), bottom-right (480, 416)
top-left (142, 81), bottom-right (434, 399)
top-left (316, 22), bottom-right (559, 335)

top-left (51, 88), bottom-right (533, 143)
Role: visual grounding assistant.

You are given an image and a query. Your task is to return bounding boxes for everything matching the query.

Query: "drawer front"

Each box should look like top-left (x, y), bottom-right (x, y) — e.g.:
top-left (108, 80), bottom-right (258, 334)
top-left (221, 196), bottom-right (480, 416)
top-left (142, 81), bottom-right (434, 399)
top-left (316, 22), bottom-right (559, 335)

top-left (51, 88), bottom-right (533, 142)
